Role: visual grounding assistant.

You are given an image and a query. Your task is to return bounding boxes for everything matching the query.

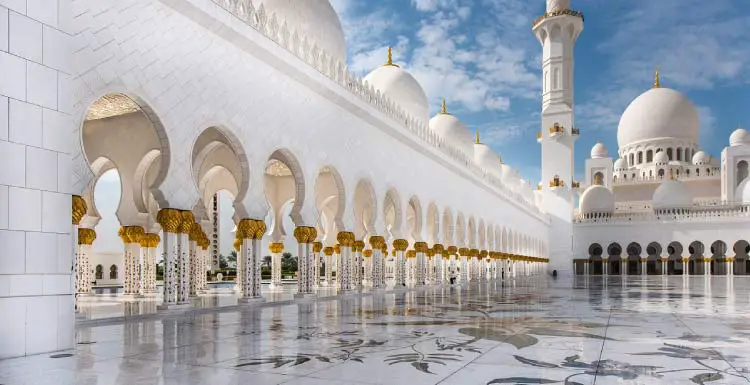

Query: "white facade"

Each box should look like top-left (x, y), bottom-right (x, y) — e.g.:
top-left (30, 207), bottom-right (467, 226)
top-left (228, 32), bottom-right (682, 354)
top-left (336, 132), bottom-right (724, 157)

top-left (0, 0), bottom-right (554, 359)
top-left (91, 252), bottom-right (124, 286)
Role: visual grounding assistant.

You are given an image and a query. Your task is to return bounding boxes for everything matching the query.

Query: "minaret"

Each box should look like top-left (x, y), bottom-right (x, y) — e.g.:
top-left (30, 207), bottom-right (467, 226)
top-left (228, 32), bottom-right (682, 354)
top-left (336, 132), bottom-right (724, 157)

top-left (533, 0), bottom-right (584, 273)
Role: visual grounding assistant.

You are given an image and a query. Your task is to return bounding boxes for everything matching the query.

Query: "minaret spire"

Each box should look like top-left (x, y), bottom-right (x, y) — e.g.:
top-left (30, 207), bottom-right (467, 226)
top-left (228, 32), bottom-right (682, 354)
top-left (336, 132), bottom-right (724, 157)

top-left (475, 131), bottom-right (481, 144)
top-left (653, 66), bottom-right (661, 88)
top-left (441, 99), bottom-right (448, 114)
top-left (384, 47), bottom-right (399, 67)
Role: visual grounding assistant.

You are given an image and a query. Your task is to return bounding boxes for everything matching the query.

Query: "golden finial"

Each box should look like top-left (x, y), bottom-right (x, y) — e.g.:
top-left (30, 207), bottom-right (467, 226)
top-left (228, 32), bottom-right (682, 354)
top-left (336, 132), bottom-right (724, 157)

top-left (498, 153), bottom-right (503, 163)
top-left (384, 47), bottom-right (400, 68)
top-left (441, 98), bottom-right (448, 114)
top-left (653, 65), bottom-right (660, 88)
top-left (475, 131), bottom-right (481, 144)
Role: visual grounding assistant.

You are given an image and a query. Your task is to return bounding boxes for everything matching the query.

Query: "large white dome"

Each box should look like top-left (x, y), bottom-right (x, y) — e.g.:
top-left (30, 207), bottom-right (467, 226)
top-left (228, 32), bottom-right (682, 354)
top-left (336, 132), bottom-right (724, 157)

top-left (617, 87), bottom-right (699, 148)
top-left (579, 185), bottom-right (615, 215)
top-left (365, 63), bottom-right (429, 123)
top-left (429, 101), bottom-right (473, 156)
top-left (653, 179), bottom-right (693, 210)
top-left (256, 0), bottom-right (347, 63)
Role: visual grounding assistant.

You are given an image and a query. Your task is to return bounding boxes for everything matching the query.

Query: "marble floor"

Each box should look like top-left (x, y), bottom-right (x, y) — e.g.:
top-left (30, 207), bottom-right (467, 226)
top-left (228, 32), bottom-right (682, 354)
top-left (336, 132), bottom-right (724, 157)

top-left (3, 276), bottom-right (750, 384)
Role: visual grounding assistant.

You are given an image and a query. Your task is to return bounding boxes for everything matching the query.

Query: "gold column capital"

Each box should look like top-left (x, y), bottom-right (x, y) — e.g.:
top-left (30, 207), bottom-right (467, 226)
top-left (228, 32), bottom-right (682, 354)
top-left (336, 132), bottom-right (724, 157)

top-left (448, 246), bottom-right (457, 255)
top-left (336, 231), bottom-right (355, 247)
top-left (353, 240), bottom-right (365, 252)
top-left (294, 226), bottom-right (317, 243)
top-left (406, 250), bottom-right (416, 259)
top-left (414, 241), bottom-right (428, 252)
top-left (323, 246), bottom-right (334, 256)
top-left (78, 228), bottom-right (96, 245)
top-left (313, 242), bottom-right (323, 253)
top-left (189, 222), bottom-right (202, 241)
top-left (233, 238), bottom-right (241, 251)
top-left (393, 239), bottom-right (409, 251)
top-left (333, 244), bottom-right (341, 254)
top-left (269, 242), bottom-right (284, 254)
top-left (178, 211), bottom-right (194, 234)
top-left (157, 209), bottom-right (182, 233)
top-left (118, 226), bottom-right (145, 244)
top-left (432, 244), bottom-right (444, 253)
top-left (363, 249), bottom-right (373, 257)
top-left (72, 195), bottom-right (87, 225)
top-left (369, 236), bottom-right (385, 249)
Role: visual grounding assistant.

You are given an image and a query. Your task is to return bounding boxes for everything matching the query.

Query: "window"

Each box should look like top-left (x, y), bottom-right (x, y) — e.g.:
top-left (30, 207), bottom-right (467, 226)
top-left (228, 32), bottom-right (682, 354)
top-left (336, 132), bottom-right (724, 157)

top-left (667, 148), bottom-right (673, 161)
top-left (638, 152), bottom-right (643, 164)
top-left (593, 172), bottom-right (604, 185)
top-left (676, 148), bottom-right (682, 161)
top-left (109, 265), bottom-right (118, 279)
top-left (686, 169), bottom-right (690, 176)
top-left (95, 265), bottom-right (103, 280)
top-left (629, 153), bottom-right (634, 166)
top-left (738, 161), bottom-right (749, 186)
top-left (658, 169), bottom-right (665, 177)
top-left (647, 150), bottom-right (653, 162)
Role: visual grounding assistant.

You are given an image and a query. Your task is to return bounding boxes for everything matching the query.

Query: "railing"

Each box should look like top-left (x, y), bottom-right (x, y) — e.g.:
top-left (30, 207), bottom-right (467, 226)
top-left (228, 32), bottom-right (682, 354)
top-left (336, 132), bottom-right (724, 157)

top-left (210, 0), bottom-right (548, 220)
top-left (532, 9), bottom-right (585, 27)
top-left (612, 167), bottom-right (721, 185)
top-left (575, 203), bottom-right (750, 224)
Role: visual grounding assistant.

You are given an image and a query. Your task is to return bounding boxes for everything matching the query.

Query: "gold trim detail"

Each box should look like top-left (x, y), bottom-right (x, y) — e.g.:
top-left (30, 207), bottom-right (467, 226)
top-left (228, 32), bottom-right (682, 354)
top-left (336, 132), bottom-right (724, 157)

top-left (72, 195), bottom-right (87, 225)
top-left (78, 228), bottom-right (97, 245)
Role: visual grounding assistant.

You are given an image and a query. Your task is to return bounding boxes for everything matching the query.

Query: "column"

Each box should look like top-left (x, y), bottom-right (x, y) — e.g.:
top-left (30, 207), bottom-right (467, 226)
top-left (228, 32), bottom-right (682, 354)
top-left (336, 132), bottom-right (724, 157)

top-left (353, 240), bottom-right (365, 289)
top-left (157, 209), bottom-right (181, 309)
top-left (188, 223), bottom-right (200, 297)
top-left (602, 258), bottom-right (609, 276)
top-left (459, 248), bottom-right (469, 283)
top-left (479, 251), bottom-right (488, 280)
top-left (338, 232), bottom-right (356, 291)
top-left (704, 258), bottom-right (711, 276)
top-left (682, 257), bottom-right (689, 277)
top-left (176, 211), bottom-right (194, 304)
top-left (434, 244), bottom-right (445, 284)
top-left (393, 239), bottom-right (409, 287)
top-left (198, 231), bottom-right (209, 293)
top-left (233, 238), bottom-right (242, 290)
top-left (119, 226), bottom-right (145, 298)
top-left (312, 242), bottom-right (323, 287)
top-left (661, 257), bottom-right (668, 276)
top-left (140, 233), bottom-right (159, 296)
top-left (269, 242), bottom-right (283, 290)
top-left (363, 249), bottom-right (373, 285)
top-left (727, 256), bottom-right (735, 277)
top-left (77, 228), bottom-right (96, 295)
top-left (333, 244), bottom-right (341, 287)
top-left (370, 236), bottom-right (386, 289)
top-left (294, 226), bottom-right (317, 297)
top-left (324, 246), bottom-right (334, 286)
top-left (406, 250), bottom-right (416, 285)
top-left (641, 257), bottom-right (648, 276)
top-left (621, 260), bottom-right (628, 277)
top-left (414, 242), bottom-right (428, 286)
top-left (237, 219), bottom-right (266, 304)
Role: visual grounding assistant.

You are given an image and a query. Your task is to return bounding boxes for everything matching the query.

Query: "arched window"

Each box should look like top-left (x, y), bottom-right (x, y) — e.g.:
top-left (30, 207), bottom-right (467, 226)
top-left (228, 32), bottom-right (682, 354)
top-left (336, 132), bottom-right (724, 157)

top-left (646, 150), bottom-right (653, 162)
top-left (737, 161), bottom-right (749, 186)
top-left (95, 265), bottom-right (103, 280)
top-left (629, 153), bottom-right (634, 166)
top-left (637, 152), bottom-right (643, 164)
top-left (676, 148), bottom-right (682, 161)
top-left (109, 265), bottom-right (118, 279)
top-left (696, 168), bottom-right (700, 176)
top-left (658, 169), bottom-right (665, 177)
top-left (593, 172), bottom-right (604, 185)
top-left (667, 148), bottom-right (673, 161)
top-left (686, 169), bottom-right (690, 176)
top-left (623, 174), bottom-right (627, 180)
top-left (649, 170), bottom-right (653, 177)
top-left (544, 71), bottom-right (549, 93)
top-left (553, 68), bottom-right (560, 90)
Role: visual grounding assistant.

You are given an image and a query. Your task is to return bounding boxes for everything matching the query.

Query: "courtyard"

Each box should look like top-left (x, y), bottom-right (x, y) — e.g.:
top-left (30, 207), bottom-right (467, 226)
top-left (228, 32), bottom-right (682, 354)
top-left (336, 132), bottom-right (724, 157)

top-left (1, 276), bottom-right (749, 384)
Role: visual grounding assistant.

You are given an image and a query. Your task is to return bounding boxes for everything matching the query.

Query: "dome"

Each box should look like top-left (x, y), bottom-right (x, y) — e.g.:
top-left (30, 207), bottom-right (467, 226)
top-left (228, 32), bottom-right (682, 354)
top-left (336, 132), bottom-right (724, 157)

top-left (730, 128), bottom-right (750, 147)
top-left (473, 140), bottom-right (501, 178)
top-left (546, 0), bottom-right (570, 12)
top-left (652, 179), bottom-right (693, 210)
top-left (617, 87), bottom-right (699, 148)
top-left (590, 142), bottom-right (608, 159)
top-left (735, 177), bottom-right (750, 204)
top-left (692, 151), bottom-right (710, 165)
top-left (364, 54), bottom-right (429, 123)
top-left (430, 101), bottom-right (474, 156)
top-left (579, 185), bottom-right (615, 215)
top-left (614, 158), bottom-right (627, 171)
top-left (654, 150), bottom-right (669, 165)
top-left (256, 0), bottom-right (347, 63)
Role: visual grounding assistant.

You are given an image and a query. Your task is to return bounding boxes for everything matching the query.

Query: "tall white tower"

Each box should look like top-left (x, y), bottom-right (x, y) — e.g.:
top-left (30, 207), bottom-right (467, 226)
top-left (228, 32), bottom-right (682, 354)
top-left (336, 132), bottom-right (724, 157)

top-left (533, 0), bottom-right (584, 273)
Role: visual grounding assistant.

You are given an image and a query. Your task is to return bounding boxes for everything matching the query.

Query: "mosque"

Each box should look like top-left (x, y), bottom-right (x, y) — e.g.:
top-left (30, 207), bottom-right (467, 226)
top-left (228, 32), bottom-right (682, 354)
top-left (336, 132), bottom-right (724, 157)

top-left (0, 0), bottom-right (748, 361)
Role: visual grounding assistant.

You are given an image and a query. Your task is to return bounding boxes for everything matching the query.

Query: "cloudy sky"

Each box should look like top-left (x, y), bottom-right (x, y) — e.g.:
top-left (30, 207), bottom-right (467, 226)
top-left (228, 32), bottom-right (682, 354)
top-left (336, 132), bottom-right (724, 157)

top-left (93, 0), bottom-right (750, 253)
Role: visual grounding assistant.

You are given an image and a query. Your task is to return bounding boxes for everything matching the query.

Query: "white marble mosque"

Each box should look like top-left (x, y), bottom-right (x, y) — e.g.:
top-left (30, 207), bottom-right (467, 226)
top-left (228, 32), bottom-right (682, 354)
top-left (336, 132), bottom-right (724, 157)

top-left (2, 0), bottom-right (750, 383)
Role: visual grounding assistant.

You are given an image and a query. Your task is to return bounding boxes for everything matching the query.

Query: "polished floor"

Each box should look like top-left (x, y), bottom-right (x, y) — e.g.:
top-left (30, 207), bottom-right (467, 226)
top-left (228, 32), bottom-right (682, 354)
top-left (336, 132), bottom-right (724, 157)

top-left (2, 276), bottom-right (750, 384)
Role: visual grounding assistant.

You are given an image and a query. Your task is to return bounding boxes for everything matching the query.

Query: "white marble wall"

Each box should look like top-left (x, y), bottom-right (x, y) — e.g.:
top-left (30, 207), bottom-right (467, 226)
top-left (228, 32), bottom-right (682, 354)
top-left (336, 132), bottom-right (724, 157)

top-left (0, 0), bottom-right (74, 359)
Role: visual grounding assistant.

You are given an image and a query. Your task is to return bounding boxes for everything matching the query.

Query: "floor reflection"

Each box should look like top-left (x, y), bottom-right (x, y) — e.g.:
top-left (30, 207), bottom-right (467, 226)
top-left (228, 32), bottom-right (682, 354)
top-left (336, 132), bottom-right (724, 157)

top-left (2, 276), bottom-right (750, 384)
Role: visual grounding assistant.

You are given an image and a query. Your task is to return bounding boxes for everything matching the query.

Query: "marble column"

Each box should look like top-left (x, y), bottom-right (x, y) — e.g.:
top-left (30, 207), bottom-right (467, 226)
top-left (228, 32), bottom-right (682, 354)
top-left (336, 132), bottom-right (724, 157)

top-left (363, 249), bottom-right (373, 285)
top-left (188, 223), bottom-right (201, 297)
top-left (603, 258), bottom-right (609, 276)
top-left (661, 257), bottom-right (668, 275)
top-left (353, 240), bottom-right (365, 289)
top-left (414, 242), bottom-right (428, 286)
top-left (72, 198), bottom-right (86, 314)
top-left (682, 257), bottom-right (689, 276)
top-left (426, 249), bottom-right (434, 284)
top-left (370, 236), bottom-right (386, 289)
top-left (119, 226), bottom-right (145, 298)
top-left (641, 257), bottom-right (648, 276)
top-left (334, 244), bottom-right (341, 287)
top-left (479, 251), bottom-right (488, 280)
top-left (140, 233), bottom-right (160, 296)
top-left (157, 209), bottom-right (182, 309)
top-left (312, 242), bottom-right (323, 287)
top-left (393, 239), bottom-right (409, 287)
top-left (406, 250), bottom-right (416, 285)
top-left (269, 242), bottom-right (284, 290)
top-left (324, 246), bottom-right (334, 286)
top-left (459, 248), bottom-right (470, 283)
top-left (233, 238), bottom-right (242, 290)
top-left (727, 256), bottom-right (735, 276)
top-left (176, 211), bottom-right (194, 304)
top-left (77, 228), bottom-right (96, 295)
top-left (337, 232), bottom-right (355, 292)
top-left (294, 226), bottom-right (317, 297)
top-left (704, 258), bottom-right (711, 276)
top-left (434, 244), bottom-right (445, 284)
top-left (237, 219), bottom-right (266, 304)
top-left (198, 231), bottom-right (209, 292)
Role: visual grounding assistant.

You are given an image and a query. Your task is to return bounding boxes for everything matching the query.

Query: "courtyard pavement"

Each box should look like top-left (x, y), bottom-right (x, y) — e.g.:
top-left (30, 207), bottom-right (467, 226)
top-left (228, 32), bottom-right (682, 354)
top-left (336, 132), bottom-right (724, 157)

top-left (2, 276), bottom-right (750, 384)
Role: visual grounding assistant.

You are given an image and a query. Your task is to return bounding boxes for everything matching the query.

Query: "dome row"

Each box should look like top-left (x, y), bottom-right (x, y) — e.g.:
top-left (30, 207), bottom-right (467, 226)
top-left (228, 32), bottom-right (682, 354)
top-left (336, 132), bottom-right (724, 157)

top-left (580, 179), bottom-right (695, 215)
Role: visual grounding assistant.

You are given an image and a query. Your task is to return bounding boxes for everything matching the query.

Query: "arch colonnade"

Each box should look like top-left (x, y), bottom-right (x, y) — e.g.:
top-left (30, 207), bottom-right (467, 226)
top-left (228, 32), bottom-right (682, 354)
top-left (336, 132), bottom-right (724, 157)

top-left (576, 240), bottom-right (750, 276)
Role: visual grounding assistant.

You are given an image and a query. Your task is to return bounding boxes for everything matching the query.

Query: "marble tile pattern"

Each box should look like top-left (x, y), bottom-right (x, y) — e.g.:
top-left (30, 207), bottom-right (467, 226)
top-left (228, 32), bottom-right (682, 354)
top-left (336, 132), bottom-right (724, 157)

top-left (3, 276), bottom-right (750, 384)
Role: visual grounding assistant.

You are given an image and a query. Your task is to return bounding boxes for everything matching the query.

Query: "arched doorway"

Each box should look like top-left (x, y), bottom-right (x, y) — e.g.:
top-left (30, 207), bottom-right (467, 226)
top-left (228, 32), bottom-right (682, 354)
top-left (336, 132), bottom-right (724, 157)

top-left (688, 241), bottom-right (704, 275)
top-left (710, 240), bottom-right (727, 275)
top-left (733, 240), bottom-right (750, 275)
top-left (626, 242), bottom-right (642, 275)
top-left (646, 242), bottom-right (662, 275)
top-left (667, 241), bottom-right (683, 275)
top-left (607, 243), bottom-right (622, 275)
top-left (588, 243), bottom-right (603, 275)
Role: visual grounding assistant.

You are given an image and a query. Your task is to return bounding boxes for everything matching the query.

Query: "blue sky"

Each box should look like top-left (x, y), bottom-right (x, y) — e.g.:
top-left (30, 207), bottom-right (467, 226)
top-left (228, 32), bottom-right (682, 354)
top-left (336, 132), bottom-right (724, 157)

top-left (331, 0), bottom-right (750, 182)
top-left (93, 0), bottom-right (750, 254)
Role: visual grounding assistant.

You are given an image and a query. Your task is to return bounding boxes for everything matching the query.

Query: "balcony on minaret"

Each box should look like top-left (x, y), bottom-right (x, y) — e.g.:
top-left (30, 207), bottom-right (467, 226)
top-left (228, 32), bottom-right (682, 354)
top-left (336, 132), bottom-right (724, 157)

top-left (549, 122), bottom-right (565, 139)
top-left (571, 181), bottom-right (580, 189)
top-left (571, 127), bottom-right (580, 136)
top-left (549, 175), bottom-right (565, 189)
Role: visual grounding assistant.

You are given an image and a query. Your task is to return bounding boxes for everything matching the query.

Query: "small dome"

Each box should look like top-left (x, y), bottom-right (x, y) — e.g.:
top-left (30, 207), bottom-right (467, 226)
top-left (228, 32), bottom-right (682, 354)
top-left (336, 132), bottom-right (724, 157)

top-left (735, 177), bottom-right (750, 204)
top-left (617, 87), bottom-right (699, 148)
top-left (652, 179), bottom-right (693, 210)
top-left (473, 141), bottom-right (501, 178)
top-left (430, 101), bottom-right (473, 156)
top-left (546, 0), bottom-right (570, 12)
top-left (692, 151), bottom-right (710, 165)
top-left (364, 55), bottom-right (429, 123)
top-left (256, 0), bottom-right (347, 63)
top-left (579, 185), bottom-right (615, 215)
top-left (654, 151), bottom-right (669, 165)
top-left (614, 158), bottom-right (627, 171)
top-left (730, 128), bottom-right (750, 147)
top-left (590, 142), bottom-right (608, 159)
